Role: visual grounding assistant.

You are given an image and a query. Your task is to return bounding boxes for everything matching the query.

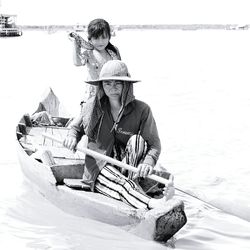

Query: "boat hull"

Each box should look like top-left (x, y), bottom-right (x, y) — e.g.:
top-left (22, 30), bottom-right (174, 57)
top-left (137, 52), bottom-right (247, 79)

top-left (0, 29), bottom-right (22, 37)
top-left (16, 88), bottom-right (187, 242)
top-left (16, 140), bottom-right (142, 227)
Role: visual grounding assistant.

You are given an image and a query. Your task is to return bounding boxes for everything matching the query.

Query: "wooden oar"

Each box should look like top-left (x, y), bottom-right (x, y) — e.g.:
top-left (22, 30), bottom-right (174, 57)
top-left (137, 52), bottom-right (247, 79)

top-left (42, 133), bottom-right (223, 211)
top-left (42, 133), bottom-right (171, 185)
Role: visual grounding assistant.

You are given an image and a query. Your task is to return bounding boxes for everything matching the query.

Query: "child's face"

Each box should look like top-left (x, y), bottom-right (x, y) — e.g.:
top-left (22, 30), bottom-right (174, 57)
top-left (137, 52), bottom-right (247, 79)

top-left (90, 34), bottom-right (110, 51)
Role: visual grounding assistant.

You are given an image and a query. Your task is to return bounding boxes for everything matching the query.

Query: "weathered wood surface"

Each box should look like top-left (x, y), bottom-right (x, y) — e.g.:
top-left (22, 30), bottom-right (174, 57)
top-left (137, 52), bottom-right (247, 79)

top-left (19, 126), bottom-right (85, 166)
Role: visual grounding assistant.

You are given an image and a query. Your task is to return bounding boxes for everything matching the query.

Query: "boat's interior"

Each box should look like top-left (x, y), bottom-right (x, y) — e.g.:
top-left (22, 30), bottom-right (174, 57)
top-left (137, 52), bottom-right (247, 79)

top-left (17, 113), bottom-right (87, 186)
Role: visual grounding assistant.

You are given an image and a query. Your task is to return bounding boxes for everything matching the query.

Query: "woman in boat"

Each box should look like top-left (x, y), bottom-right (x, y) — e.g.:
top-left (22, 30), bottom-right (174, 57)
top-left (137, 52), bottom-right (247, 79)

top-left (63, 60), bottom-right (174, 209)
top-left (69, 18), bottom-right (121, 101)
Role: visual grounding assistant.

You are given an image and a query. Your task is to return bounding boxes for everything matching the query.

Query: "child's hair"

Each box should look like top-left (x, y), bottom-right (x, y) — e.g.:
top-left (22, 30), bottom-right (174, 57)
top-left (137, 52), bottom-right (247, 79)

top-left (87, 18), bottom-right (118, 55)
top-left (87, 18), bottom-right (111, 40)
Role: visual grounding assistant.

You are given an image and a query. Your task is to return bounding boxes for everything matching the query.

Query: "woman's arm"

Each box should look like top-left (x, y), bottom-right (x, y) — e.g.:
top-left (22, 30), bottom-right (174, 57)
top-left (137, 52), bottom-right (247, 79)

top-left (67, 115), bottom-right (85, 141)
top-left (140, 106), bottom-right (161, 167)
top-left (132, 105), bottom-right (161, 178)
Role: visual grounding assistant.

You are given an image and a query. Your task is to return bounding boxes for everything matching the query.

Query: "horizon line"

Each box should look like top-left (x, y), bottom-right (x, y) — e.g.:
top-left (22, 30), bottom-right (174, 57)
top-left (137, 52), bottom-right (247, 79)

top-left (18, 24), bottom-right (249, 32)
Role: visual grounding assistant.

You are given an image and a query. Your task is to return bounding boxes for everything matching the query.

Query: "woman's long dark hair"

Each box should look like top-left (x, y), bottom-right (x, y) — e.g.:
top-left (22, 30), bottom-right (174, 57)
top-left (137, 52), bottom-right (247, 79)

top-left (87, 18), bottom-right (119, 56)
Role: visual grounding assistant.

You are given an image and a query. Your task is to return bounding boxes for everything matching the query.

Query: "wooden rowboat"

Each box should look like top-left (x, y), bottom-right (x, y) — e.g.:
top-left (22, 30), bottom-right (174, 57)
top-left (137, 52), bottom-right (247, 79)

top-left (16, 88), bottom-right (187, 242)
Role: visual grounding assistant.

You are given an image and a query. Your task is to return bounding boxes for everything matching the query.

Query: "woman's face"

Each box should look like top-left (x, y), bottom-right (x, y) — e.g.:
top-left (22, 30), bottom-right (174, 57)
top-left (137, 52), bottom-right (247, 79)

top-left (90, 34), bottom-right (110, 51)
top-left (102, 80), bottom-right (123, 99)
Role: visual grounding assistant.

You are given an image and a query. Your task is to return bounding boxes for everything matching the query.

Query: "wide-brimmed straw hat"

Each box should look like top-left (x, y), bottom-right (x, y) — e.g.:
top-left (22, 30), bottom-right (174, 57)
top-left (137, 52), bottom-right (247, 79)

top-left (85, 60), bottom-right (140, 85)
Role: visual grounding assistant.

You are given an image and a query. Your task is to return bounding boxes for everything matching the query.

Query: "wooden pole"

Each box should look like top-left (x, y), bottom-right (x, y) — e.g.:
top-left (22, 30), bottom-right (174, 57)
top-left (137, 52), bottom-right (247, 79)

top-left (42, 133), bottom-right (170, 185)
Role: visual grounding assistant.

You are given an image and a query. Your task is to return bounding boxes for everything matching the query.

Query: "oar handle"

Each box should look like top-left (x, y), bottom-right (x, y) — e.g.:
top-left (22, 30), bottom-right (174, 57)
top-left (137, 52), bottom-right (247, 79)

top-left (42, 133), bottom-right (170, 185)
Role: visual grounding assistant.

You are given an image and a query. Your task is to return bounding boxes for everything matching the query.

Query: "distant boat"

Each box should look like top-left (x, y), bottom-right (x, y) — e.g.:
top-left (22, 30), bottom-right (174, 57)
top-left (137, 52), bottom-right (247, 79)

top-left (0, 14), bottom-right (22, 37)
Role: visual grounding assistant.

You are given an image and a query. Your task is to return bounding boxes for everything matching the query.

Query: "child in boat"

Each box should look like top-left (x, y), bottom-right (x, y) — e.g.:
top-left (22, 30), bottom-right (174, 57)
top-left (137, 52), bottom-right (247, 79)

top-left (63, 60), bottom-right (174, 209)
top-left (69, 18), bottom-right (121, 101)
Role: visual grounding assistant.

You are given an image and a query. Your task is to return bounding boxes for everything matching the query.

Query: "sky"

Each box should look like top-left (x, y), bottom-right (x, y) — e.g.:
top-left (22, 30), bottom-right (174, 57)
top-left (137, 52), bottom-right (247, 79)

top-left (1, 0), bottom-right (250, 25)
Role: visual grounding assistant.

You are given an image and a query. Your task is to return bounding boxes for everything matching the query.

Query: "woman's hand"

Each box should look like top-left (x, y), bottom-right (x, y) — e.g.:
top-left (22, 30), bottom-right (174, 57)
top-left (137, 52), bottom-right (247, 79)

top-left (133, 163), bottom-right (154, 179)
top-left (63, 136), bottom-right (77, 151)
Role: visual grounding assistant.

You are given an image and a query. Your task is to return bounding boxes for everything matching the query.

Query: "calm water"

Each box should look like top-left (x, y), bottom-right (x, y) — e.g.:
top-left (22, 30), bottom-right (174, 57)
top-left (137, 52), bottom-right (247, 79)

top-left (1, 29), bottom-right (250, 249)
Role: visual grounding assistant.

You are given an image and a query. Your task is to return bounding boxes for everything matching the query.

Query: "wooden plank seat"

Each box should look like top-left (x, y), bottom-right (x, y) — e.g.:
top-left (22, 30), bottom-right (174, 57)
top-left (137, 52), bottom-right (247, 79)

top-left (51, 164), bottom-right (84, 184)
top-left (19, 126), bottom-right (85, 184)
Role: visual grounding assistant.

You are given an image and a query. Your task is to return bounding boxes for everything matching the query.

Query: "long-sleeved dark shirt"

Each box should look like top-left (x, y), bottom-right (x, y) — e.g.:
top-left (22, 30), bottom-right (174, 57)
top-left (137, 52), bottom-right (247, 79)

top-left (68, 97), bottom-right (161, 191)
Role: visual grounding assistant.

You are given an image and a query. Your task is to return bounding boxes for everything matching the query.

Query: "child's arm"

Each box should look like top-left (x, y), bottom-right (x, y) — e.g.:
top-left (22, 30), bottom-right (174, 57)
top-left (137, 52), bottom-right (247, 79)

top-left (69, 32), bottom-right (94, 66)
top-left (72, 40), bottom-right (84, 66)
